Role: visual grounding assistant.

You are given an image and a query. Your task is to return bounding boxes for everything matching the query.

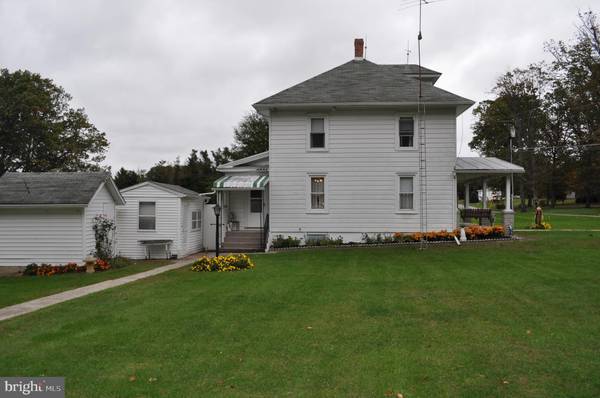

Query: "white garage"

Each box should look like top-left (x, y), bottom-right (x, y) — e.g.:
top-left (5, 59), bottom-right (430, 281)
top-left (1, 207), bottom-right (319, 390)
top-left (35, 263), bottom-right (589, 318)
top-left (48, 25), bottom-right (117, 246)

top-left (0, 172), bottom-right (124, 267)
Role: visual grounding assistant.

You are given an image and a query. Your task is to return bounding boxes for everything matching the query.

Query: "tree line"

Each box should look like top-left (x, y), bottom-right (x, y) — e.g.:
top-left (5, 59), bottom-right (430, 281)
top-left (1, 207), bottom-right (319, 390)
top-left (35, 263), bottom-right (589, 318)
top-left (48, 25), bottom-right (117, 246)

top-left (470, 10), bottom-right (600, 208)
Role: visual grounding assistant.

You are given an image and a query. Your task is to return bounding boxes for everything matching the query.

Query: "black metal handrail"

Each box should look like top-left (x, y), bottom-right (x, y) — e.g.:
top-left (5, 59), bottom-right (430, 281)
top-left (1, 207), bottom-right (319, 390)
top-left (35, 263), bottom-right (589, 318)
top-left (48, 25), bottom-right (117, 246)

top-left (261, 213), bottom-right (269, 250)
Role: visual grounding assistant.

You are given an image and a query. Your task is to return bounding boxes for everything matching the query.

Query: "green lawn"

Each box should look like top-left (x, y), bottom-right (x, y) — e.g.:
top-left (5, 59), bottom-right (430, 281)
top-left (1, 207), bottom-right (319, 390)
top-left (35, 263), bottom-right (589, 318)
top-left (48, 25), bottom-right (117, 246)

top-left (1, 232), bottom-right (599, 397)
top-left (464, 203), bottom-right (600, 230)
top-left (0, 259), bottom-right (171, 309)
top-left (511, 206), bottom-right (600, 230)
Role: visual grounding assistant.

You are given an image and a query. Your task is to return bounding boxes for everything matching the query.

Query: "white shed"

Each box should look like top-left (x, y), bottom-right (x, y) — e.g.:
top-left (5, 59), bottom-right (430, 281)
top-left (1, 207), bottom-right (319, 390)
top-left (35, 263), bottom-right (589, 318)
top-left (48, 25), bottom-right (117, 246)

top-left (116, 182), bottom-right (207, 259)
top-left (0, 172), bottom-right (125, 267)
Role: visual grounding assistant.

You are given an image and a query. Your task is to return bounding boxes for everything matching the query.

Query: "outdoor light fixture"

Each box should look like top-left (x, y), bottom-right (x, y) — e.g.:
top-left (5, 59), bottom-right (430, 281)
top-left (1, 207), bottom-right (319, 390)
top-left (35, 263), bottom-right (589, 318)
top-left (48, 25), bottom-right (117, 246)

top-left (213, 204), bottom-right (221, 217)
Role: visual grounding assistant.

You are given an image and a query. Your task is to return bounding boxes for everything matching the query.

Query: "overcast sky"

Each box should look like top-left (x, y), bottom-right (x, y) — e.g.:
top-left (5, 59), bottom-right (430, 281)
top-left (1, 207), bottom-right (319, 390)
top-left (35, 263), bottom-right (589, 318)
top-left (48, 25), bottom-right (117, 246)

top-left (0, 0), bottom-right (595, 171)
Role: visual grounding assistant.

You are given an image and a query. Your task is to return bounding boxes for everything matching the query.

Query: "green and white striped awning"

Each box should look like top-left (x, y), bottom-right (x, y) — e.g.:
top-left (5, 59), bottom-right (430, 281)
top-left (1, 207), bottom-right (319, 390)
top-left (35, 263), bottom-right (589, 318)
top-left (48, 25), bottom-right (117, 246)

top-left (213, 175), bottom-right (269, 190)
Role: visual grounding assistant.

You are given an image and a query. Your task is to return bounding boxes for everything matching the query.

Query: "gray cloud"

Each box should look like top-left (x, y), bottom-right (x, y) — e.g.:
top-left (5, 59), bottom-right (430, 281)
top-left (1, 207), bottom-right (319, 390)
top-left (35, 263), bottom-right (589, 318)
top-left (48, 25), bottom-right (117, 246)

top-left (0, 0), bottom-right (594, 170)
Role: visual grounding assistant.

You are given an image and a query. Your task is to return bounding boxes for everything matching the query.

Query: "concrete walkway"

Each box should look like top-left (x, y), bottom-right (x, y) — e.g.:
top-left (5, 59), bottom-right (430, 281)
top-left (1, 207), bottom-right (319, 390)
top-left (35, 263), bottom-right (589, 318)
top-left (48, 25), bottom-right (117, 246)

top-left (0, 256), bottom-right (204, 323)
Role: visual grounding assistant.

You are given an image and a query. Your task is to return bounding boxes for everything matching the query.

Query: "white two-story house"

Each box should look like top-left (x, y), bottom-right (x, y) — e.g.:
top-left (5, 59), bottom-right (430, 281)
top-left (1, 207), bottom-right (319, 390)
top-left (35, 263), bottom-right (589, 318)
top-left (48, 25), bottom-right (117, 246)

top-left (213, 39), bottom-right (524, 251)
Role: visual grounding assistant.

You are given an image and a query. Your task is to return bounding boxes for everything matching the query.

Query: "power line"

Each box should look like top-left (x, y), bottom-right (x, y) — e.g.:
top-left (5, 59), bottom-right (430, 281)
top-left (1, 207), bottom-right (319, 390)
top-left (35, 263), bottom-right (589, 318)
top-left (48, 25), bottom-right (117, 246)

top-left (515, 142), bottom-right (600, 151)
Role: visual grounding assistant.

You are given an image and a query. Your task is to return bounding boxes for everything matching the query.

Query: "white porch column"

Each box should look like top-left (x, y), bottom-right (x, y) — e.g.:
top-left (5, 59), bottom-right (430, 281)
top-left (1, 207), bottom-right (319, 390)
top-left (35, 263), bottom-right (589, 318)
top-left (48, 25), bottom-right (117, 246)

top-left (464, 183), bottom-right (470, 208)
top-left (505, 176), bottom-right (511, 211)
top-left (482, 180), bottom-right (488, 209)
top-left (502, 175), bottom-right (515, 236)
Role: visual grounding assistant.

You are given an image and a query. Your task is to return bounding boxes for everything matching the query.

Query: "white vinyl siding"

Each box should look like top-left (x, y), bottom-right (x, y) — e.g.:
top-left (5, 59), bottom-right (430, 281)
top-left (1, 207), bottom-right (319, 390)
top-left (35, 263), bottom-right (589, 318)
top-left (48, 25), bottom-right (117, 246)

top-left (181, 198), bottom-right (204, 256)
top-left (0, 208), bottom-right (84, 266)
top-left (269, 109), bottom-right (456, 234)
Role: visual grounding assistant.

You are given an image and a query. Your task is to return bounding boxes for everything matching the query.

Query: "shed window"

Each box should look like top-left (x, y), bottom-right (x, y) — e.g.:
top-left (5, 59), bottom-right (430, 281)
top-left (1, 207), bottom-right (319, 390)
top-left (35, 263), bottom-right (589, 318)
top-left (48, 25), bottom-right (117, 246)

top-left (399, 177), bottom-right (414, 210)
top-left (191, 210), bottom-right (201, 230)
top-left (310, 118), bottom-right (326, 148)
top-left (139, 202), bottom-right (156, 230)
top-left (310, 177), bottom-right (325, 209)
top-left (250, 190), bottom-right (262, 213)
top-left (399, 117), bottom-right (415, 147)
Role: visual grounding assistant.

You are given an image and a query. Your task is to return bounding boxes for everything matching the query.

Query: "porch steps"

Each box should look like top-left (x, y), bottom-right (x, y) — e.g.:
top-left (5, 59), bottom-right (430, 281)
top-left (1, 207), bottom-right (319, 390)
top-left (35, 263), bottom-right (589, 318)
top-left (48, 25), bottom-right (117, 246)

top-left (222, 230), bottom-right (264, 252)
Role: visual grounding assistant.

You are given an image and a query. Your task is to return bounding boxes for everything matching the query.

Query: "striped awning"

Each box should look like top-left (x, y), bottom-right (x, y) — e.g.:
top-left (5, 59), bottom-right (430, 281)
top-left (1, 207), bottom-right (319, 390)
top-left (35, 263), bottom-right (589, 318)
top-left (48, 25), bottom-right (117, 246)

top-left (213, 175), bottom-right (269, 190)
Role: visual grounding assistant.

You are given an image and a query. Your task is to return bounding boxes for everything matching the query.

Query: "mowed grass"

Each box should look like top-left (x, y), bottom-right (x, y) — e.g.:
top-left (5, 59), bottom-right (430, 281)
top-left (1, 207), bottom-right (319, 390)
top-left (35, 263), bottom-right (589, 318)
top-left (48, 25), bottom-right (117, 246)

top-left (0, 260), bottom-right (171, 309)
top-left (1, 232), bottom-right (600, 397)
top-left (512, 206), bottom-right (600, 229)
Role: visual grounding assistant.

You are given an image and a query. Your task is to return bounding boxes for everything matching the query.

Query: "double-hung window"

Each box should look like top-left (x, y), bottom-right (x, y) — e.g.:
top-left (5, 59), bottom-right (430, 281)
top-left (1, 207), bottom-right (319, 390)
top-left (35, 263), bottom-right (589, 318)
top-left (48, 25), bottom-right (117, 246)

top-left (398, 177), bottom-right (414, 210)
top-left (310, 118), bottom-right (326, 149)
top-left (139, 202), bottom-right (156, 230)
top-left (310, 176), bottom-right (326, 210)
top-left (191, 210), bottom-right (201, 230)
top-left (398, 117), bottom-right (415, 148)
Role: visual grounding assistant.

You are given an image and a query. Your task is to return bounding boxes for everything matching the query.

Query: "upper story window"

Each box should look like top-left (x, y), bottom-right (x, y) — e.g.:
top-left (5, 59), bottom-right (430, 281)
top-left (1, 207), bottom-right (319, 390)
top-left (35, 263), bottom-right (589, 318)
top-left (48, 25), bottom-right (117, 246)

top-left (398, 117), bottom-right (415, 148)
top-left (309, 117), bottom-right (327, 149)
top-left (310, 176), bottom-right (326, 209)
top-left (139, 202), bottom-right (156, 230)
top-left (191, 210), bottom-right (201, 230)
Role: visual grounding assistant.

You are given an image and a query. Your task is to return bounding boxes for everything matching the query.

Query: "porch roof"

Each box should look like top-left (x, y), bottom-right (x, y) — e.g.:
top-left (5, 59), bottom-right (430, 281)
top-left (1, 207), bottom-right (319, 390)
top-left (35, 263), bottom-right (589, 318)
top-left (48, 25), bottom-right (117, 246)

top-left (213, 175), bottom-right (269, 190)
top-left (455, 157), bottom-right (525, 174)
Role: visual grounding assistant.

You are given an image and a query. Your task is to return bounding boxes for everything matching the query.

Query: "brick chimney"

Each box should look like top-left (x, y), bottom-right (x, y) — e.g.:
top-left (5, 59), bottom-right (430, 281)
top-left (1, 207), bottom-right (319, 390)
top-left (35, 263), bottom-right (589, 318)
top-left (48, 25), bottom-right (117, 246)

top-left (354, 38), bottom-right (364, 60)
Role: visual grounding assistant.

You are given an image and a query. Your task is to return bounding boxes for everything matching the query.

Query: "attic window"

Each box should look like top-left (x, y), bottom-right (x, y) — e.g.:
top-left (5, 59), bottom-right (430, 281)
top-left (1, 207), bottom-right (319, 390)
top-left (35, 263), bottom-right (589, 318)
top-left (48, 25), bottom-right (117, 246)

top-left (310, 118), bottom-right (326, 149)
top-left (399, 117), bottom-right (415, 147)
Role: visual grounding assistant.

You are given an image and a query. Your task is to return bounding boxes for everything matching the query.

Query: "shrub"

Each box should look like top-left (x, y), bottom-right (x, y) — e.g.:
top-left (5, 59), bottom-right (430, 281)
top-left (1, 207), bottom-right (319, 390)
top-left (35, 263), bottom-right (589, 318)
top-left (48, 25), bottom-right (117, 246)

top-left (190, 254), bottom-right (255, 272)
top-left (92, 214), bottom-right (116, 261)
top-left (23, 263), bottom-right (39, 276)
top-left (271, 235), bottom-right (302, 248)
top-left (109, 256), bottom-right (133, 269)
top-left (305, 235), bottom-right (344, 246)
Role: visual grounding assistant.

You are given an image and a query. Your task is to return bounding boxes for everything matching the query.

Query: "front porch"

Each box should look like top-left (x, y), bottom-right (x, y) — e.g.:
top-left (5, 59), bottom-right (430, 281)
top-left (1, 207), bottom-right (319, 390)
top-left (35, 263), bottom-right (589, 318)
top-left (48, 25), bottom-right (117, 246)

top-left (455, 157), bottom-right (525, 231)
top-left (213, 175), bottom-right (269, 252)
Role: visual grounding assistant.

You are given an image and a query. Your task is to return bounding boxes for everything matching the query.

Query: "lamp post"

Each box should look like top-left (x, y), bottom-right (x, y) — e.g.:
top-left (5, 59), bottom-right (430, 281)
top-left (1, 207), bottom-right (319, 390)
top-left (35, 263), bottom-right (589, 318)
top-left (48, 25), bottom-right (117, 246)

top-left (509, 125), bottom-right (516, 210)
top-left (213, 204), bottom-right (221, 257)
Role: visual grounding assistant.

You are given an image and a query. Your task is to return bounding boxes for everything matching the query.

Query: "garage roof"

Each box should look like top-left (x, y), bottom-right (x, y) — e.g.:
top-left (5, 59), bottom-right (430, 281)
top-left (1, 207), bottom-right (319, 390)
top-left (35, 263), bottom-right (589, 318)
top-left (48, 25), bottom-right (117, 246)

top-left (0, 172), bottom-right (125, 206)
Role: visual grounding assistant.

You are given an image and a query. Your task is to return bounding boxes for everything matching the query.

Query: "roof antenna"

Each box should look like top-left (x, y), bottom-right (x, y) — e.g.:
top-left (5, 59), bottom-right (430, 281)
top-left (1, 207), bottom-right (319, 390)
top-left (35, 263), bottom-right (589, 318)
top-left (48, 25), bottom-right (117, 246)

top-left (405, 40), bottom-right (411, 64)
top-left (364, 35), bottom-right (368, 59)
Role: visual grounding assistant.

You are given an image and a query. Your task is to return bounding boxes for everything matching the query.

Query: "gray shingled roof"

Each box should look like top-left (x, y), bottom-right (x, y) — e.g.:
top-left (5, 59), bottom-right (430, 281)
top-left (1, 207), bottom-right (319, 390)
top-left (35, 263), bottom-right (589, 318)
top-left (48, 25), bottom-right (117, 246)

top-left (254, 60), bottom-right (472, 107)
top-left (151, 182), bottom-right (202, 197)
top-left (455, 157), bottom-right (525, 173)
top-left (0, 172), bottom-right (113, 205)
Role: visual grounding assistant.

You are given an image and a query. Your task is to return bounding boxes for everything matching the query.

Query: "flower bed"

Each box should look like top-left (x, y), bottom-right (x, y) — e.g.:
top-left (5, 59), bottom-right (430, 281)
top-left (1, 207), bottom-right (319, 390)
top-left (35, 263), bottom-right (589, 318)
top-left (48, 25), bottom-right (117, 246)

top-left (190, 254), bottom-right (255, 273)
top-left (271, 226), bottom-right (506, 250)
top-left (23, 259), bottom-right (112, 276)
